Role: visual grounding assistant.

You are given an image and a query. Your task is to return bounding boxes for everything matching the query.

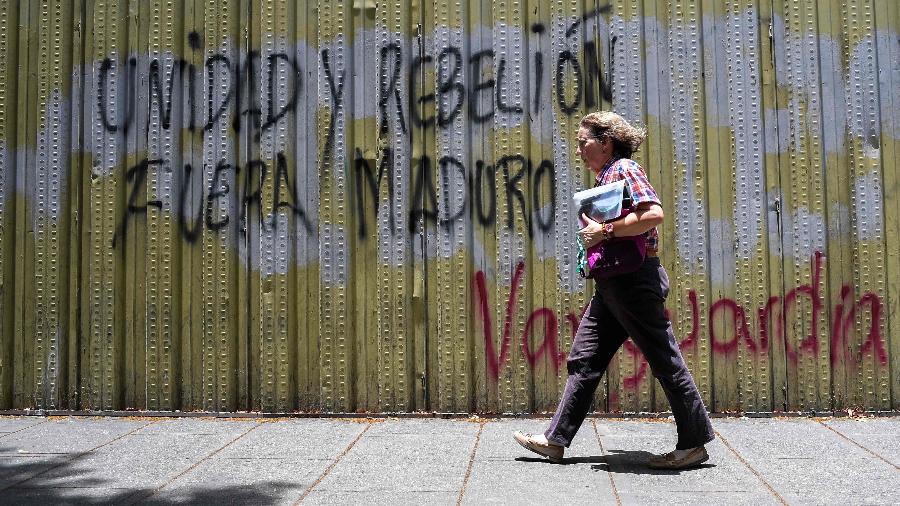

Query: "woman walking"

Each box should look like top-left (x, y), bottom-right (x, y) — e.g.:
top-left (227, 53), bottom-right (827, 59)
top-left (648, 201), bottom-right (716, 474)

top-left (514, 111), bottom-right (714, 469)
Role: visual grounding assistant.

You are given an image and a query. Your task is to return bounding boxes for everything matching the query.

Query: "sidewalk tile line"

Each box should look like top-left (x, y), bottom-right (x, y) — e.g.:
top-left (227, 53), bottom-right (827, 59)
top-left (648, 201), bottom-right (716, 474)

top-left (294, 422), bottom-right (372, 504)
top-left (127, 421), bottom-right (263, 505)
top-left (714, 430), bottom-right (787, 505)
top-left (591, 419), bottom-right (622, 506)
top-left (817, 420), bottom-right (899, 470)
top-left (0, 418), bottom-right (156, 493)
top-left (0, 419), bottom-right (49, 441)
top-left (455, 421), bottom-right (485, 506)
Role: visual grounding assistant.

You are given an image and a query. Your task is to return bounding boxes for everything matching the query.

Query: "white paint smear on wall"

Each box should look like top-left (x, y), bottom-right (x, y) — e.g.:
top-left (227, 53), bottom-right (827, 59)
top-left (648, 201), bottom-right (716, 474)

top-left (771, 15), bottom-right (789, 89)
top-left (146, 51), bottom-right (178, 212)
top-left (259, 35), bottom-right (291, 278)
top-left (772, 16), bottom-right (898, 154)
top-left (778, 22), bottom-right (820, 160)
top-left (611, 15), bottom-right (646, 126)
top-left (702, 13), bottom-right (732, 129)
top-left (375, 28), bottom-right (412, 268)
top-left (76, 39), bottom-right (328, 271)
top-left (493, 22), bottom-right (526, 131)
top-left (260, 214), bottom-right (291, 277)
top-left (35, 89), bottom-right (70, 229)
top-left (353, 28), bottom-right (379, 120)
top-left (780, 205), bottom-right (826, 262)
top-left (528, 22), bottom-right (556, 147)
top-left (668, 21), bottom-right (707, 272)
top-left (86, 54), bottom-right (120, 178)
top-left (846, 35), bottom-right (881, 154)
top-left (434, 24), bottom-right (468, 260)
top-left (817, 36), bottom-right (846, 155)
top-left (642, 17), bottom-right (669, 125)
top-left (774, 17), bottom-right (828, 156)
top-left (48, 17), bottom-right (898, 280)
top-left (318, 33), bottom-right (350, 286)
top-left (550, 15), bottom-right (583, 295)
top-left (727, 9), bottom-right (766, 260)
top-left (292, 38), bottom-right (321, 269)
top-left (764, 107), bottom-right (790, 155)
top-left (853, 170), bottom-right (884, 243)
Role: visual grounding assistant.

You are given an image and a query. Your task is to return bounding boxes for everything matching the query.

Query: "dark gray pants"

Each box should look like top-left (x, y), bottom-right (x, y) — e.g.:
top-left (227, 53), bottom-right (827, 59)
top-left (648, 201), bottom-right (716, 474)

top-left (545, 257), bottom-right (714, 450)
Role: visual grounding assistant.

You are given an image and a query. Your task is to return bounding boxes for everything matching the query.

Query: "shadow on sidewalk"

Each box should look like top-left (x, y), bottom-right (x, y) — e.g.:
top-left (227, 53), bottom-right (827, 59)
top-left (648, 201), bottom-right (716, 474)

top-left (0, 445), bottom-right (298, 505)
top-left (515, 449), bottom-right (716, 475)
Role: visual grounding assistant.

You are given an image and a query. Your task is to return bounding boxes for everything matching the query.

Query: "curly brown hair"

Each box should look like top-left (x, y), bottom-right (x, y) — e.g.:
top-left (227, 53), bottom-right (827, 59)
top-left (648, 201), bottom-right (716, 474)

top-left (580, 111), bottom-right (647, 158)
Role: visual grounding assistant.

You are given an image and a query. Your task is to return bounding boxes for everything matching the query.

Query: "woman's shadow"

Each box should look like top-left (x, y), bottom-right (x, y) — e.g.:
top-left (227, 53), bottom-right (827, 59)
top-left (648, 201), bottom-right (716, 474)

top-left (515, 449), bottom-right (715, 475)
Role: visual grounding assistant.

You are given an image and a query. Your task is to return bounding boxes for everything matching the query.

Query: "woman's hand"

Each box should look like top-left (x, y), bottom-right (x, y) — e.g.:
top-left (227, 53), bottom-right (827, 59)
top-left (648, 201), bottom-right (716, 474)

top-left (579, 213), bottom-right (605, 248)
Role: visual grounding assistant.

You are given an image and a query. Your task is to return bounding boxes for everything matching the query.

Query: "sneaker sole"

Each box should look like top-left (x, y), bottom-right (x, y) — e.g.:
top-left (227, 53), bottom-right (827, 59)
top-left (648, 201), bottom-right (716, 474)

top-left (515, 437), bottom-right (563, 463)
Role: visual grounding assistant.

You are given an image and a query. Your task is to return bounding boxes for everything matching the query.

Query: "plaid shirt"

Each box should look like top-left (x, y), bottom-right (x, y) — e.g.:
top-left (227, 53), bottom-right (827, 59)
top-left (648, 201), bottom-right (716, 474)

top-left (595, 157), bottom-right (660, 253)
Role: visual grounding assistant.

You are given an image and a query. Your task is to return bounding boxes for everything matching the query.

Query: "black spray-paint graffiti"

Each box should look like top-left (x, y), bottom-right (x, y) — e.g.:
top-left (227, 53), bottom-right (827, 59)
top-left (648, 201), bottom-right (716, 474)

top-left (97, 47), bottom-right (303, 139)
top-left (353, 149), bottom-right (556, 239)
top-left (112, 152), bottom-right (312, 248)
top-left (104, 13), bottom-right (613, 247)
top-left (386, 27), bottom-right (614, 132)
top-left (112, 146), bottom-right (555, 247)
top-left (96, 22), bottom-right (615, 140)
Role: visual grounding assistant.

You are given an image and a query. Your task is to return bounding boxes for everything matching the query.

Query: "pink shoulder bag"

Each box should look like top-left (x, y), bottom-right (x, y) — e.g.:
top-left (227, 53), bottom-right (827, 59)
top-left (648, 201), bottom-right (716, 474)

top-left (576, 188), bottom-right (647, 280)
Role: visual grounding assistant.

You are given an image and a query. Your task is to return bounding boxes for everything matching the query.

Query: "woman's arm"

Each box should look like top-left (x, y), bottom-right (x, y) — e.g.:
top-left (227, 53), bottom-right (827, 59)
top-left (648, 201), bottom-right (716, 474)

top-left (579, 203), bottom-right (663, 248)
top-left (610, 202), bottom-right (664, 236)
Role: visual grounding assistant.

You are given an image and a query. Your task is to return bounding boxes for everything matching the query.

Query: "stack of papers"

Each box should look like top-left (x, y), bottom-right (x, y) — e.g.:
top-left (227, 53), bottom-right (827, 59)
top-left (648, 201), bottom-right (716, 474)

top-left (572, 180), bottom-right (626, 223)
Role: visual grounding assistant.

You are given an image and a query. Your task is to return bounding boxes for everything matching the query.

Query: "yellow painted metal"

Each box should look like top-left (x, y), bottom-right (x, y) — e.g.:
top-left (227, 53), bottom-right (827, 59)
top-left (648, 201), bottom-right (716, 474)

top-left (0, 0), bottom-right (897, 414)
top-left (876, 0), bottom-right (900, 412)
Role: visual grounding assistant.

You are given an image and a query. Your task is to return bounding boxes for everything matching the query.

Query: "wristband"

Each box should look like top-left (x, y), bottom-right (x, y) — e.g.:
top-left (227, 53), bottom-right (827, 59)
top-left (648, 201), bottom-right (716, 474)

top-left (603, 222), bottom-right (615, 239)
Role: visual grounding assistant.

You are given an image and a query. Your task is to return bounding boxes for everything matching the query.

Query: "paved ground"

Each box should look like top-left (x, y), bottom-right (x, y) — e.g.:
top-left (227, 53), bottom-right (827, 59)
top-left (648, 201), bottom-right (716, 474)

top-left (0, 415), bottom-right (896, 505)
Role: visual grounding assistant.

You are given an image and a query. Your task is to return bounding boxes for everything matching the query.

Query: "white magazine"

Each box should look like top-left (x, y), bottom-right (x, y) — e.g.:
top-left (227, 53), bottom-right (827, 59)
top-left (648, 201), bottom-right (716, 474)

top-left (572, 180), bottom-right (626, 223)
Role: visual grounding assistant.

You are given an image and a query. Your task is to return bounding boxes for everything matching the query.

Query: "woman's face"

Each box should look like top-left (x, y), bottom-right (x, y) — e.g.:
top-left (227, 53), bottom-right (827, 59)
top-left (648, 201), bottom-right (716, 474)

top-left (575, 126), bottom-right (612, 173)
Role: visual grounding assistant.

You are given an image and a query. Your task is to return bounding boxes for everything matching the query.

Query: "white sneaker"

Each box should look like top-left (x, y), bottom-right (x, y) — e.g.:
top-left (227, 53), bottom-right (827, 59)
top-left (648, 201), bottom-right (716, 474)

top-left (647, 446), bottom-right (709, 469)
top-left (513, 431), bottom-right (564, 463)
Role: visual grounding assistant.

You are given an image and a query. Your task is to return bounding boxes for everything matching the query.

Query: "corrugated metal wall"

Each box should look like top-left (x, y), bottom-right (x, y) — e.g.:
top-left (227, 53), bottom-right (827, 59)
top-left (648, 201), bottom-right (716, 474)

top-left (0, 0), bottom-right (897, 414)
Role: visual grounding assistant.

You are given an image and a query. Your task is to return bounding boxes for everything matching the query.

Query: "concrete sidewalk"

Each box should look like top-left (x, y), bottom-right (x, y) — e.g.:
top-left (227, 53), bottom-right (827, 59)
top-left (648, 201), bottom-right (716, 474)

top-left (0, 415), bottom-right (896, 505)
